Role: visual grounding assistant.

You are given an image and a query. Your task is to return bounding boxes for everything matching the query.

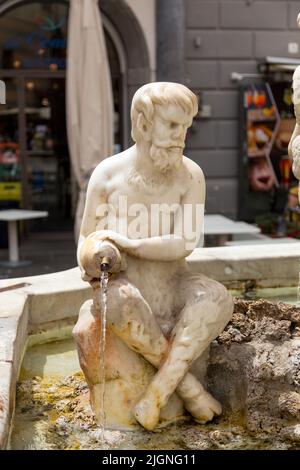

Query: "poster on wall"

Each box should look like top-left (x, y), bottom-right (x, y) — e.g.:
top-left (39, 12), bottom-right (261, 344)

top-left (241, 81), bottom-right (300, 237)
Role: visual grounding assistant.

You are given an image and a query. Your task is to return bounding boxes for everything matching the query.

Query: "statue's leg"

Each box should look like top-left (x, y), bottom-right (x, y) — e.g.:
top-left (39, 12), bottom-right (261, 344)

top-left (73, 277), bottom-right (170, 386)
top-left (134, 274), bottom-right (233, 430)
top-left (105, 276), bottom-right (169, 367)
top-left (73, 299), bottom-right (101, 387)
top-left (73, 276), bottom-right (231, 429)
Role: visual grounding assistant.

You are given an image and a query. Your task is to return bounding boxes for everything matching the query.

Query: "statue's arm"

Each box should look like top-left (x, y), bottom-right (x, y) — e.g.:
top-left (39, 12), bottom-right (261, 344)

top-left (77, 166), bottom-right (107, 280)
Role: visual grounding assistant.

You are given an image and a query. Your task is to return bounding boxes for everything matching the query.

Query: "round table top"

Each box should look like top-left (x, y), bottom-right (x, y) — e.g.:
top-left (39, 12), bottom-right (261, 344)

top-left (0, 209), bottom-right (48, 221)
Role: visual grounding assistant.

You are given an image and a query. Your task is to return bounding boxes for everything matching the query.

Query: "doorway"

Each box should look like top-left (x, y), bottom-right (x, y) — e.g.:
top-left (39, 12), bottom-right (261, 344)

top-left (0, 72), bottom-right (71, 230)
top-left (0, 0), bottom-right (127, 233)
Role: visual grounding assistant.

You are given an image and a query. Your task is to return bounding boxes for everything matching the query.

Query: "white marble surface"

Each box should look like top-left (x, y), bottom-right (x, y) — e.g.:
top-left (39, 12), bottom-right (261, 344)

top-left (204, 214), bottom-right (261, 235)
top-left (225, 237), bottom-right (300, 246)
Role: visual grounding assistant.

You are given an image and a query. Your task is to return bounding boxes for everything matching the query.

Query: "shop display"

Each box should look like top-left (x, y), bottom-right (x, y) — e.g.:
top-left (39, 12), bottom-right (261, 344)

top-left (0, 141), bottom-right (21, 201)
top-left (239, 81), bottom-right (299, 238)
top-left (0, 1), bottom-right (122, 230)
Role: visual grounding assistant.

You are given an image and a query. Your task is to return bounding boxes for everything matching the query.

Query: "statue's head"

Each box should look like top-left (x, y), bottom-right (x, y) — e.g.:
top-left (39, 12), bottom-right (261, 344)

top-left (131, 82), bottom-right (198, 172)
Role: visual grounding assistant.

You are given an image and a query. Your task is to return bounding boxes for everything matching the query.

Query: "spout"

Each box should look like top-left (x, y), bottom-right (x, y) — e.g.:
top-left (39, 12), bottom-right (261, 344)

top-left (100, 256), bottom-right (111, 272)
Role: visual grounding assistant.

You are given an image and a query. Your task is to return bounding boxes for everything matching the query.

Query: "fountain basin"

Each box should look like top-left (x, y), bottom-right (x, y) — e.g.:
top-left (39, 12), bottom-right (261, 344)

top-left (1, 244), bottom-right (300, 450)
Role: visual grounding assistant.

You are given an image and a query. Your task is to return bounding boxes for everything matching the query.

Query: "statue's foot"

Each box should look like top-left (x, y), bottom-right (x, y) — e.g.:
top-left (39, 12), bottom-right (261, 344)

top-left (184, 389), bottom-right (222, 424)
top-left (134, 392), bottom-right (161, 431)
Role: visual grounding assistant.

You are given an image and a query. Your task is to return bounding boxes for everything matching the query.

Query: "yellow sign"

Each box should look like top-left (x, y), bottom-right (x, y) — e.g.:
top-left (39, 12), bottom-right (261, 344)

top-left (0, 182), bottom-right (21, 201)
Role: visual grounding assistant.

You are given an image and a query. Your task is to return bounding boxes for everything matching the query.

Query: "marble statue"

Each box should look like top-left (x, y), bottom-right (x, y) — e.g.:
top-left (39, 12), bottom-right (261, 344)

top-left (73, 82), bottom-right (234, 431)
top-left (289, 68), bottom-right (300, 190)
top-left (289, 14), bottom-right (300, 199)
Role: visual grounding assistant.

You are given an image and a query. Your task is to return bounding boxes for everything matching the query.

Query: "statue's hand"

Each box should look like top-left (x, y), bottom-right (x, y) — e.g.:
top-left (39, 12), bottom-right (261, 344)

top-left (79, 233), bottom-right (123, 279)
top-left (91, 230), bottom-right (140, 252)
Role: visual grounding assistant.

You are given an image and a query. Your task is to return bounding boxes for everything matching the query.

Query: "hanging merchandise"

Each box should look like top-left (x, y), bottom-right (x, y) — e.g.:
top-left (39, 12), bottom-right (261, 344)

top-left (239, 81), bottom-right (299, 238)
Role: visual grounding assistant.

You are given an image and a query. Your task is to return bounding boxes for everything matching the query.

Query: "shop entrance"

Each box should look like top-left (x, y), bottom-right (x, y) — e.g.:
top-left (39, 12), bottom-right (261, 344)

top-left (0, 1), bottom-right (72, 233)
top-left (0, 72), bottom-right (71, 231)
top-left (0, 0), bottom-right (127, 236)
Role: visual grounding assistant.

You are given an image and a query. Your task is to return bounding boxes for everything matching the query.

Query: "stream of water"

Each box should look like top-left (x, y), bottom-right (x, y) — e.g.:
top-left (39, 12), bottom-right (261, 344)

top-left (99, 270), bottom-right (109, 446)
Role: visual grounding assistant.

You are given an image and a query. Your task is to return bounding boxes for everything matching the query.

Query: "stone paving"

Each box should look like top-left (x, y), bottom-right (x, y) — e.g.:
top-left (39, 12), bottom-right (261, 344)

top-left (0, 231), bottom-right (77, 280)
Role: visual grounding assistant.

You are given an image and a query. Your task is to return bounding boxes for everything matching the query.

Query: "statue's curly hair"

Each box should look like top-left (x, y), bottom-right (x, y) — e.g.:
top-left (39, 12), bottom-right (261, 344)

top-left (131, 82), bottom-right (198, 142)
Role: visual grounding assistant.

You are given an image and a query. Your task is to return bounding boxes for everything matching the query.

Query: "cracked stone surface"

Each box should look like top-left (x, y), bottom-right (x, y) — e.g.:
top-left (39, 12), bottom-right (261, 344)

top-left (207, 298), bottom-right (300, 438)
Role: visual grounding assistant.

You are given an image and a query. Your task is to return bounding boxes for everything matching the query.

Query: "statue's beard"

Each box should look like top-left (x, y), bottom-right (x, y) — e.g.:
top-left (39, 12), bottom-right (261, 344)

top-left (126, 144), bottom-right (183, 195)
top-left (149, 144), bottom-right (183, 173)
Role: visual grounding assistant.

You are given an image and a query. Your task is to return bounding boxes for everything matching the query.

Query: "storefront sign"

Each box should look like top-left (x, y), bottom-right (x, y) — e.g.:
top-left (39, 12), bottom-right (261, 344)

top-left (35, 14), bottom-right (65, 32)
top-left (0, 182), bottom-right (21, 201)
top-left (3, 14), bottom-right (67, 69)
top-left (5, 14), bottom-right (66, 48)
top-left (0, 80), bottom-right (5, 104)
top-left (4, 32), bottom-right (67, 69)
top-left (4, 32), bottom-right (66, 51)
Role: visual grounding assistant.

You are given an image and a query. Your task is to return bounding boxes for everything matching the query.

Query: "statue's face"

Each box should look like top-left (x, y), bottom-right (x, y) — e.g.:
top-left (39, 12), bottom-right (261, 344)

top-left (150, 104), bottom-right (192, 150)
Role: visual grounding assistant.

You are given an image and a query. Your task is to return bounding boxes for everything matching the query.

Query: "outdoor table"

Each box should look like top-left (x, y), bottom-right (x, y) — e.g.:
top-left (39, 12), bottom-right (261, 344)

top-left (204, 214), bottom-right (261, 246)
top-left (225, 237), bottom-right (300, 246)
top-left (0, 209), bottom-right (48, 267)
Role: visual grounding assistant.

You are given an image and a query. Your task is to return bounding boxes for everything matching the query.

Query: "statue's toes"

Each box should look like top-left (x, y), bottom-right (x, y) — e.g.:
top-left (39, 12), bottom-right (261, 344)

top-left (134, 396), bottom-right (160, 431)
top-left (209, 395), bottom-right (222, 416)
top-left (194, 409), bottom-right (215, 424)
top-left (186, 392), bottom-right (222, 424)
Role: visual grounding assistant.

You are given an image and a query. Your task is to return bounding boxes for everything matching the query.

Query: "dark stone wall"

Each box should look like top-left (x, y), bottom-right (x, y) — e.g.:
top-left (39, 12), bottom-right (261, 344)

top-left (156, 0), bottom-right (185, 82)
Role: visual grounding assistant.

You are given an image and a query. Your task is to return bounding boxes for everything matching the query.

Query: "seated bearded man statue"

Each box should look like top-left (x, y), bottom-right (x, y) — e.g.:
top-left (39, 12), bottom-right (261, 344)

top-left (73, 82), bottom-right (234, 431)
top-left (289, 65), bottom-right (300, 200)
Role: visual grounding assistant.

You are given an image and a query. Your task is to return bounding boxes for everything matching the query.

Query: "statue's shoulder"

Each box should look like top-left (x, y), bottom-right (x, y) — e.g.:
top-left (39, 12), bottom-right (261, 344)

top-left (182, 156), bottom-right (205, 182)
top-left (92, 148), bottom-right (130, 180)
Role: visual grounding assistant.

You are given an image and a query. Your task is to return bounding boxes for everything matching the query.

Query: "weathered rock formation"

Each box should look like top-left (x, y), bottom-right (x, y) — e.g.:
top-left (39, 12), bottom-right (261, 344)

top-left (207, 299), bottom-right (300, 443)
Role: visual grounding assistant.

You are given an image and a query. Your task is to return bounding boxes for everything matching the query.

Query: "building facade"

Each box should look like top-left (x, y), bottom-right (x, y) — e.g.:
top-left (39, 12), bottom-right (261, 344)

top-left (0, 0), bottom-right (155, 230)
top-left (157, 0), bottom-right (300, 219)
top-left (0, 0), bottom-right (300, 229)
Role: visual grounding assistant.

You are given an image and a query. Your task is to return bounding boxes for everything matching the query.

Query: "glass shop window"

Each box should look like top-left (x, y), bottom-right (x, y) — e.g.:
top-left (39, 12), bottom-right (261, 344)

top-left (0, 2), bottom-right (68, 70)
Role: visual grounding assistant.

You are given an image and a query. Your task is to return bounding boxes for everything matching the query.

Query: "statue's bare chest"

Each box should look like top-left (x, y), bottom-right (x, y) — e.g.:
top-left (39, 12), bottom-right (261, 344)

top-left (101, 179), bottom-right (183, 237)
top-left (107, 182), bottom-right (182, 211)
